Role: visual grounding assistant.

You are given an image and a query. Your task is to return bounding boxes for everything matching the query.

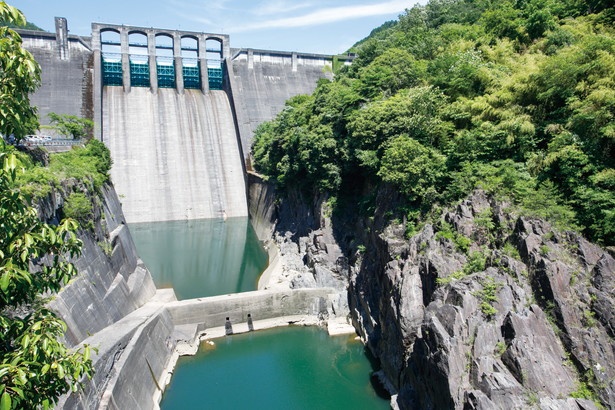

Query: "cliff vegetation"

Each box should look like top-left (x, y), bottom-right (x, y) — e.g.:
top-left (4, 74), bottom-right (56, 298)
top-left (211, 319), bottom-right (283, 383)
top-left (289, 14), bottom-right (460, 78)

top-left (252, 0), bottom-right (615, 247)
top-left (252, 0), bottom-right (615, 408)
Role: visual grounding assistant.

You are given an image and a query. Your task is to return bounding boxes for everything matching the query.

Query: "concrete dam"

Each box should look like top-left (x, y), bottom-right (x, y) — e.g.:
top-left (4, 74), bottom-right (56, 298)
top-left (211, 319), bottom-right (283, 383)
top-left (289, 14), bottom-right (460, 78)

top-left (103, 87), bottom-right (246, 222)
top-left (19, 18), bottom-right (358, 410)
top-left (22, 20), bottom-right (352, 224)
top-left (93, 24), bottom-right (246, 222)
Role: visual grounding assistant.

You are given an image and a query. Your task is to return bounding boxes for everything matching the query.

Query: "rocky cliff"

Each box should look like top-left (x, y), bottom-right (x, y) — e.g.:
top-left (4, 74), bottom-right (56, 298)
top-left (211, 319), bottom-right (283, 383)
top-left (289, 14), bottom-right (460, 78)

top-left (34, 173), bottom-right (156, 347)
top-left (259, 184), bottom-right (614, 409)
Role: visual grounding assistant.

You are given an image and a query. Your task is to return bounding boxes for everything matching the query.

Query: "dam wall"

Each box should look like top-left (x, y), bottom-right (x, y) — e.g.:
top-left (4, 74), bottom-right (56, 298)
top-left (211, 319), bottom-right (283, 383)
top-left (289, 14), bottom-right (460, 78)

top-left (36, 181), bottom-right (157, 347)
top-left (18, 19), bottom-right (94, 129)
top-left (103, 87), bottom-right (248, 223)
top-left (230, 49), bottom-right (350, 158)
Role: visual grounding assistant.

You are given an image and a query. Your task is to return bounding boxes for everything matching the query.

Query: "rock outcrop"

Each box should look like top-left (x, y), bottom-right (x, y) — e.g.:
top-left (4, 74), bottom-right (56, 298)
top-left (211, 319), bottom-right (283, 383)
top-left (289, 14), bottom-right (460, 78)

top-left (261, 184), bottom-right (615, 409)
top-left (350, 190), bottom-right (615, 409)
top-left (34, 176), bottom-right (156, 346)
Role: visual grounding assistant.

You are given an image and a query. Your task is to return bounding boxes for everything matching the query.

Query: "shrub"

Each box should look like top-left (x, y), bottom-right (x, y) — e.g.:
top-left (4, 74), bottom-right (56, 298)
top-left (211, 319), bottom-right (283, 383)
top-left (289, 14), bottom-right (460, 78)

top-left (63, 192), bottom-right (92, 226)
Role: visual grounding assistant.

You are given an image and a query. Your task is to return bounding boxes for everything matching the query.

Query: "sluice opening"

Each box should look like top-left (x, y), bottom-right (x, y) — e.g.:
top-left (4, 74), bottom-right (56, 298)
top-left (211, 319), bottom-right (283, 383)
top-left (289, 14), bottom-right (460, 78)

top-left (129, 32), bottom-right (149, 87)
top-left (155, 34), bottom-right (175, 88)
top-left (101, 29), bottom-right (122, 86)
top-left (206, 38), bottom-right (223, 90)
top-left (181, 36), bottom-right (200, 90)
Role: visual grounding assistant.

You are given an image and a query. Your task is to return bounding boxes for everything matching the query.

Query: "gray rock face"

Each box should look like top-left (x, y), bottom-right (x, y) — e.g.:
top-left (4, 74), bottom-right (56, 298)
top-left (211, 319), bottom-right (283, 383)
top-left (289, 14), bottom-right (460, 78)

top-left (342, 190), bottom-right (613, 409)
top-left (262, 188), bottom-right (350, 293)
top-left (346, 191), bottom-right (614, 409)
top-left (35, 179), bottom-right (156, 346)
top-left (262, 185), bottom-right (613, 409)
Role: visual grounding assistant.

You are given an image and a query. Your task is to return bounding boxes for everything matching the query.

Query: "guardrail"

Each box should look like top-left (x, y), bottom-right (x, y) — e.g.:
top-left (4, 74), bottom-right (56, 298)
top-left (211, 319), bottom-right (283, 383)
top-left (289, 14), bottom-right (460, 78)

top-left (22, 140), bottom-right (84, 147)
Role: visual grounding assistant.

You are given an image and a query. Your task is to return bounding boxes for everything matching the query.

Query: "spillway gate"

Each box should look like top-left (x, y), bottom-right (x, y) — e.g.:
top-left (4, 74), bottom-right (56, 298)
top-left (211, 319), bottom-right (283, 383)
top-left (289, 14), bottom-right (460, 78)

top-left (92, 23), bottom-right (229, 93)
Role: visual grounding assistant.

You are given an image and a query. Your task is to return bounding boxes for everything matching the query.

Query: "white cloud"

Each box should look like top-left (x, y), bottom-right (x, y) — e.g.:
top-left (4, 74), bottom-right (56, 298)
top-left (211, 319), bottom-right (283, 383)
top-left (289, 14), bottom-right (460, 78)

top-left (253, 1), bottom-right (313, 16)
top-left (232, 0), bottom-right (411, 32)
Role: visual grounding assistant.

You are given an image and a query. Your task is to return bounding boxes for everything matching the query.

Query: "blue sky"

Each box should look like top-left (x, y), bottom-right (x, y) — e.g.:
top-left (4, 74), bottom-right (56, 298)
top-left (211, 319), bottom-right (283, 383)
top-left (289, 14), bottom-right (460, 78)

top-left (13, 0), bottom-right (423, 54)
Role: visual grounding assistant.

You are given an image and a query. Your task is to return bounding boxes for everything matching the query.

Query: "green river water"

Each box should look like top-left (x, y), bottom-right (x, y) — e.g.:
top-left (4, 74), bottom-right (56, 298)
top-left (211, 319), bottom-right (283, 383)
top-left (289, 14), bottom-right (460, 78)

top-left (130, 217), bottom-right (389, 409)
top-left (130, 217), bottom-right (268, 299)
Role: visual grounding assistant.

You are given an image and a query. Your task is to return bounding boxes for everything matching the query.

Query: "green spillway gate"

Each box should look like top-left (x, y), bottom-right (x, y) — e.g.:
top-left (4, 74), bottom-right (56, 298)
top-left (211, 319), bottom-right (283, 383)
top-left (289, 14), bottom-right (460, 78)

top-left (157, 61), bottom-right (176, 88)
top-left (101, 55), bottom-right (225, 90)
top-left (102, 54), bottom-right (123, 86)
top-left (130, 61), bottom-right (150, 87)
top-left (183, 60), bottom-right (201, 90)
top-left (208, 65), bottom-right (223, 90)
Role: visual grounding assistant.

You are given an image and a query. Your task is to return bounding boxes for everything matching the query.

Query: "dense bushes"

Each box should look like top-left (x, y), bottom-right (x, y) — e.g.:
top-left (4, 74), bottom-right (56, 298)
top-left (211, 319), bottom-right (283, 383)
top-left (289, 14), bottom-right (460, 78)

top-left (16, 139), bottom-right (113, 200)
top-left (252, 0), bottom-right (614, 246)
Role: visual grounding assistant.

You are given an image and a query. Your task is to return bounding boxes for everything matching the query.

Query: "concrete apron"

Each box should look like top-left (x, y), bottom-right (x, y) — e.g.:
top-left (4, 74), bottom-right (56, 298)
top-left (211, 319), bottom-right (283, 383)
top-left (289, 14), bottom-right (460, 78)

top-left (77, 287), bottom-right (354, 410)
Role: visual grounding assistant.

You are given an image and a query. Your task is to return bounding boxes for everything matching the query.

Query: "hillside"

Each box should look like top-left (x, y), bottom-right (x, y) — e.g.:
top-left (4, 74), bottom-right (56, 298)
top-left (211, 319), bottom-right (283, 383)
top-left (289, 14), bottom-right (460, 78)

top-left (252, 0), bottom-right (615, 247)
top-left (251, 0), bottom-right (615, 408)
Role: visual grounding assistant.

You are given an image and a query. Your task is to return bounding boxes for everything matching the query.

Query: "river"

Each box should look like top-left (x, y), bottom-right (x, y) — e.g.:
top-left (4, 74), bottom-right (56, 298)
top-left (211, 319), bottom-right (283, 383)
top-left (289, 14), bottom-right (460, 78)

top-left (130, 217), bottom-right (389, 409)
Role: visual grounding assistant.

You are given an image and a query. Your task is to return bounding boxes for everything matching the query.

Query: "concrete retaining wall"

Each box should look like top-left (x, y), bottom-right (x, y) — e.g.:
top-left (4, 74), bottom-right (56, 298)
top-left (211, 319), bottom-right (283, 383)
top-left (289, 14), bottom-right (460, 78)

top-left (166, 288), bottom-right (334, 328)
top-left (98, 308), bottom-right (176, 410)
top-left (40, 183), bottom-right (157, 347)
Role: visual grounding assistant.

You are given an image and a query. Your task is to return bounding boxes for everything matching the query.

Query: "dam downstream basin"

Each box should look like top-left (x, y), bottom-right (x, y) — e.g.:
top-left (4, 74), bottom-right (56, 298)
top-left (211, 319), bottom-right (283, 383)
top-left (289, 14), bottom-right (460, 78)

top-left (131, 217), bottom-right (388, 408)
top-left (161, 326), bottom-right (389, 409)
top-left (130, 217), bottom-right (267, 299)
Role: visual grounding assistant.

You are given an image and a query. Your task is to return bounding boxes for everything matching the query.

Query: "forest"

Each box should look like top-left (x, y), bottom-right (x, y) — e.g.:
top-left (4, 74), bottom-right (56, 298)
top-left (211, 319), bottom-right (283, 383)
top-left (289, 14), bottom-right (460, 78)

top-left (252, 0), bottom-right (615, 247)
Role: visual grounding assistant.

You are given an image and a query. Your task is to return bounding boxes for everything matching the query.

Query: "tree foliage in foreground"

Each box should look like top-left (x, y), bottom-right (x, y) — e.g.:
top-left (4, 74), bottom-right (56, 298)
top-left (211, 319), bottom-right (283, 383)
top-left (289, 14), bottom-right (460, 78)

top-left (0, 2), bottom-right (93, 408)
top-left (252, 0), bottom-right (615, 246)
top-left (0, 1), bottom-right (40, 140)
top-left (0, 151), bottom-right (94, 409)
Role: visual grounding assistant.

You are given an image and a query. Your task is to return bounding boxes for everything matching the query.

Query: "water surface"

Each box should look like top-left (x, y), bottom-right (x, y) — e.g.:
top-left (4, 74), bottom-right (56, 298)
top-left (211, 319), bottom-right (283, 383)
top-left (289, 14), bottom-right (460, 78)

top-left (130, 217), bottom-right (268, 299)
top-left (132, 217), bottom-right (388, 409)
top-left (161, 326), bottom-right (389, 410)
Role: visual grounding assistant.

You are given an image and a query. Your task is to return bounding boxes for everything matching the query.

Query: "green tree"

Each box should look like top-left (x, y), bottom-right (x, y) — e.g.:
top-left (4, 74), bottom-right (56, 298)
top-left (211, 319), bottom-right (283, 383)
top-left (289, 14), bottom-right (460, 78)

top-left (0, 152), bottom-right (94, 409)
top-left (0, 1), bottom-right (40, 141)
top-left (378, 135), bottom-right (447, 201)
top-left (47, 113), bottom-right (94, 140)
top-left (358, 48), bottom-right (424, 98)
top-left (0, 3), bottom-right (94, 407)
top-left (347, 86), bottom-right (452, 173)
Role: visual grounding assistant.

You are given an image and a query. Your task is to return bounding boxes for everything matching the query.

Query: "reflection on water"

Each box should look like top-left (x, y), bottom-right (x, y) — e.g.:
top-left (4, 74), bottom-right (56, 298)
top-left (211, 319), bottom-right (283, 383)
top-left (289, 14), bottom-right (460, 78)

top-left (131, 218), bottom-right (387, 409)
top-left (161, 326), bottom-right (390, 410)
top-left (130, 217), bottom-right (268, 299)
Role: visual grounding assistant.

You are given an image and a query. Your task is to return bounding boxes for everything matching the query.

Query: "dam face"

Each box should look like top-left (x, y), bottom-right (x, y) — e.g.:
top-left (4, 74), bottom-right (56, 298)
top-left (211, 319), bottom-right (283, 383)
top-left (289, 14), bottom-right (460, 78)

top-left (103, 87), bottom-right (247, 222)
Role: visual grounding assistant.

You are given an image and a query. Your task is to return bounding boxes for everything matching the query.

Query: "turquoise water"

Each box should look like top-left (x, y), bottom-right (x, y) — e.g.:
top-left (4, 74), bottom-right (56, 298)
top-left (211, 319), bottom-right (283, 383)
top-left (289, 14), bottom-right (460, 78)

top-left (161, 326), bottom-right (389, 410)
top-left (130, 217), bottom-right (268, 299)
top-left (131, 217), bottom-right (388, 409)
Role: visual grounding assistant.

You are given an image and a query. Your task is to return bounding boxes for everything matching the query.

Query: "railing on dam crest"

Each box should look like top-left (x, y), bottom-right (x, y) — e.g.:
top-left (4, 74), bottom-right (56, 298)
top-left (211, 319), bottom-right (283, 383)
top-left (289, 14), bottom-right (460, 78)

top-left (92, 23), bottom-right (229, 93)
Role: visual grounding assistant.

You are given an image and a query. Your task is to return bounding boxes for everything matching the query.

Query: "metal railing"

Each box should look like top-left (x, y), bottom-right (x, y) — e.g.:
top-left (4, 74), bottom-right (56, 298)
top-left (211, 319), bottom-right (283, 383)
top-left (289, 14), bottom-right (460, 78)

top-left (21, 139), bottom-right (83, 147)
